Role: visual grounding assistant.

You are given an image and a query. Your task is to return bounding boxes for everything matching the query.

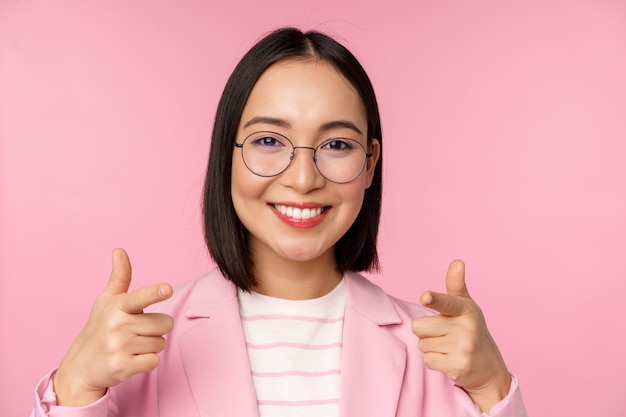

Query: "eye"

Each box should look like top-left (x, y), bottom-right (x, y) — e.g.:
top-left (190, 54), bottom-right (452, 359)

top-left (252, 135), bottom-right (285, 147)
top-left (320, 139), bottom-right (354, 151)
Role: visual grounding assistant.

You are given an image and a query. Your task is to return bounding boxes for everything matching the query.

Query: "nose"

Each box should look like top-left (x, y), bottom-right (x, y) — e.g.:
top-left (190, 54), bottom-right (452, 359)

top-left (280, 146), bottom-right (326, 192)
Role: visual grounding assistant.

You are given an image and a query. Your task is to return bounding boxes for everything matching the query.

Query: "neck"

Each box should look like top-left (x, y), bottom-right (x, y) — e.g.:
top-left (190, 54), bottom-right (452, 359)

top-left (250, 249), bottom-right (342, 300)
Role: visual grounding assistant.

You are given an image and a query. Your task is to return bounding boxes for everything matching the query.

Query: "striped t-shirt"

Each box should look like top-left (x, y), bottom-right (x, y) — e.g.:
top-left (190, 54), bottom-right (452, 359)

top-left (238, 279), bottom-right (347, 417)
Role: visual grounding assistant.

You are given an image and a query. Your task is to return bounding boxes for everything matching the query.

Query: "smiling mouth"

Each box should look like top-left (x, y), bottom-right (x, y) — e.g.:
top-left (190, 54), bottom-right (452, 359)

top-left (272, 204), bottom-right (328, 220)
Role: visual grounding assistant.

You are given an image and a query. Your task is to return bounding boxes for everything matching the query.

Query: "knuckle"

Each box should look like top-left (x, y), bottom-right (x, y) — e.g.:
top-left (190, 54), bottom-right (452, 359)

top-left (143, 353), bottom-right (161, 371)
top-left (458, 338), bottom-right (476, 355)
top-left (107, 354), bottom-right (129, 380)
top-left (103, 315), bottom-right (128, 334)
top-left (147, 286), bottom-right (160, 303)
top-left (155, 336), bottom-right (167, 353)
top-left (151, 354), bottom-right (161, 368)
top-left (150, 284), bottom-right (164, 301)
top-left (163, 315), bottom-right (174, 332)
top-left (417, 338), bottom-right (425, 352)
top-left (91, 298), bottom-right (117, 321)
top-left (411, 319), bottom-right (421, 335)
top-left (456, 354), bottom-right (473, 376)
top-left (422, 353), bottom-right (435, 370)
top-left (104, 334), bottom-right (127, 355)
top-left (447, 370), bottom-right (461, 383)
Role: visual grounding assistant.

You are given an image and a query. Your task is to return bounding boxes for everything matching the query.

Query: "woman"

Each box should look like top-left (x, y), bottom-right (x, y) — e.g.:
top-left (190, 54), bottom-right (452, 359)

top-left (32, 28), bottom-right (527, 417)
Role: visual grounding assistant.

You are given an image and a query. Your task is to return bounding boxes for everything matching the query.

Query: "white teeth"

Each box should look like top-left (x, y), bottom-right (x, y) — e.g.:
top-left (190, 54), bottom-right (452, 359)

top-left (273, 204), bottom-right (324, 220)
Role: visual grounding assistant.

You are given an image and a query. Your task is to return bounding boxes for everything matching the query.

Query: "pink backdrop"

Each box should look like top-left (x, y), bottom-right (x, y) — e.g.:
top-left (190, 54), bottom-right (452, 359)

top-left (1, 1), bottom-right (625, 415)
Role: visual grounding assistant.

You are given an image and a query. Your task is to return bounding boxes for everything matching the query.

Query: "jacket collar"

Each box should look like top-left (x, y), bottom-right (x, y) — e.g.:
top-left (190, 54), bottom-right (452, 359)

top-left (343, 271), bottom-right (402, 325)
top-left (184, 268), bottom-right (238, 318)
top-left (183, 270), bottom-right (403, 323)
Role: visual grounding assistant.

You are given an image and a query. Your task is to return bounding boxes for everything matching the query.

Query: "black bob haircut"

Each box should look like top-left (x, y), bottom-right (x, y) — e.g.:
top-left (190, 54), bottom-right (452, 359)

top-left (202, 27), bottom-right (383, 291)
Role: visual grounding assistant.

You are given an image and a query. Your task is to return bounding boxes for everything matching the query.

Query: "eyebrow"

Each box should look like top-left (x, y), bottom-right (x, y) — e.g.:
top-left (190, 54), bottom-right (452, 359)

top-left (243, 117), bottom-right (364, 136)
top-left (243, 116), bottom-right (291, 129)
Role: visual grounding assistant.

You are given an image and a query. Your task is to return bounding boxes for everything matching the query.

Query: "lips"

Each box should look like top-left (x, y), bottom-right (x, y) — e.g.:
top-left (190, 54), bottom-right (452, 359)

top-left (272, 204), bottom-right (326, 220)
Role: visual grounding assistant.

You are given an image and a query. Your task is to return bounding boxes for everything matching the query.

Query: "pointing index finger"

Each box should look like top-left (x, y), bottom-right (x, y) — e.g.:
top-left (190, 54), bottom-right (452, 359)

top-left (421, 290), bottom-right (468, 317)
top-left (119, 283), bottom-right (173, 314)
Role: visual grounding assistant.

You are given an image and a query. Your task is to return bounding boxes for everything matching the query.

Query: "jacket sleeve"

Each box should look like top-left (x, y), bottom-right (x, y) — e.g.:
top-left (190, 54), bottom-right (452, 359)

top-left (452, 375), bottom-right (528, 417)
top-left (30, 370), bottom-right (112, 417)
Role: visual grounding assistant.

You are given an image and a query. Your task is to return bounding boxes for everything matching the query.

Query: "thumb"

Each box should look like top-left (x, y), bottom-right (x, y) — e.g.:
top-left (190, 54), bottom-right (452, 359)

top-left (446, 259), bottom-right (471, 299)
top-left (101, 248), bottom-right (132, 296)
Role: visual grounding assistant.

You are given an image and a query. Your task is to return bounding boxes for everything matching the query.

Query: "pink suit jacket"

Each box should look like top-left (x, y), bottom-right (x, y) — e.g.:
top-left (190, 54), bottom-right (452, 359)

top-left (33, 269), bottom-right (527, 417)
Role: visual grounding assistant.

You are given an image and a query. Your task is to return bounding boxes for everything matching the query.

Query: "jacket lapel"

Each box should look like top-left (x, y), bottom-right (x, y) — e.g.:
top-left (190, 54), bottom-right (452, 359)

top-left (175, 272), bottom-right (259, 417)
top-left (339, 273), bottom-right (407, 417)
top-left (159, 270), bottom-right (406, 417)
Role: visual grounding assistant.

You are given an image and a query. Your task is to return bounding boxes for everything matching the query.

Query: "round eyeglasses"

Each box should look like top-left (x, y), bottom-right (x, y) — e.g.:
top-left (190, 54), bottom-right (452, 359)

top-left (235, 131), bottom-right (373, 184)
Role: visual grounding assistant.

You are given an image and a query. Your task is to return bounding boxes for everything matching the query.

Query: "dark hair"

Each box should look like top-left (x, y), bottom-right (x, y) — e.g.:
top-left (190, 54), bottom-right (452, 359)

top-left (202, 27), bottom-right (383, 291)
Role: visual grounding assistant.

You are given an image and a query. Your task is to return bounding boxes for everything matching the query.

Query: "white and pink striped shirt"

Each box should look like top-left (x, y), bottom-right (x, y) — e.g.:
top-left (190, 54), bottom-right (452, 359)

top-left (238, 279), bottom-right (347, 417)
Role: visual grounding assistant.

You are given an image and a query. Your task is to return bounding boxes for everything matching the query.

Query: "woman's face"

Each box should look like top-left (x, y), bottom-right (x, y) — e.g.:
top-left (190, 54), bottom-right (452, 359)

top-left (231, 59), bottom-right (380, 268)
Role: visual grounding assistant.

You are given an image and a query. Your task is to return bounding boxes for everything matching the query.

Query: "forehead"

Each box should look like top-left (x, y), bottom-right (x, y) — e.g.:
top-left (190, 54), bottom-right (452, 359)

top-left (254, 58), bottom-right (355, 91)
top-left (239, 59), bottom-right (367, 131)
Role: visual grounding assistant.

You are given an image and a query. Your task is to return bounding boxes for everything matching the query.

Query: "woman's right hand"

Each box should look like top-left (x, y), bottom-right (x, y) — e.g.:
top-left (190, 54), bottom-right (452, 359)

top-left (53, 248), bottom-right (174, 406)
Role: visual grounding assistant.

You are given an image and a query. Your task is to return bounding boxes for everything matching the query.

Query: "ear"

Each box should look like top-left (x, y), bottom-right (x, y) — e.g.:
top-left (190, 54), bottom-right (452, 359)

top-left (364, 138), bottom-right (380, 189)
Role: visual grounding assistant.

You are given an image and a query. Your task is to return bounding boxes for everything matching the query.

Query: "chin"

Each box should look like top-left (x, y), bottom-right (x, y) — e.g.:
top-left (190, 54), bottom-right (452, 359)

top-left (275, 244), bottom-right (333, 264)
top-left (279, 251), bottom-right (324, 263)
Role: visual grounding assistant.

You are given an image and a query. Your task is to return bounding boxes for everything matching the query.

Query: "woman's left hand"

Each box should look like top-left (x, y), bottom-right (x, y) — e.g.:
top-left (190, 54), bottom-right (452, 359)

top-left (411, 260), bottom-right (512, 413)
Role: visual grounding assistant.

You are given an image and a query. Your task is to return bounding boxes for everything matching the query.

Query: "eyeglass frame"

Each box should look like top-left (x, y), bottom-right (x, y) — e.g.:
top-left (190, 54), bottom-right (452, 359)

top-left (234, 130), bottom-right (374, 184)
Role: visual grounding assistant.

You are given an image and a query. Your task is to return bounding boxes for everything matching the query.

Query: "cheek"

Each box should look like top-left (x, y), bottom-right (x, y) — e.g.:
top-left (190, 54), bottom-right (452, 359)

top-left (231, 157), bottom-right (268, 216)
top-left (341, 183), bottom-right (368, 219)
top-left (232, 153), bottom-right (257, 191)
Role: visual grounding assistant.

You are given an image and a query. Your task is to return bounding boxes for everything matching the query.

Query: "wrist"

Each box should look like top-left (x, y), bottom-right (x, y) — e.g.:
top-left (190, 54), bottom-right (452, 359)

top-left (464, 370), bottom-right (512, 413)
top-left (53, 368), bottom-right (106, 407)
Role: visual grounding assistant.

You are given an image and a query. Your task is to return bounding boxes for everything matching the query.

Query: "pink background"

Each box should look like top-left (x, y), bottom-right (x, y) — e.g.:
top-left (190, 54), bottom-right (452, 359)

top-left (1, 0), bottom-right (625, 415)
